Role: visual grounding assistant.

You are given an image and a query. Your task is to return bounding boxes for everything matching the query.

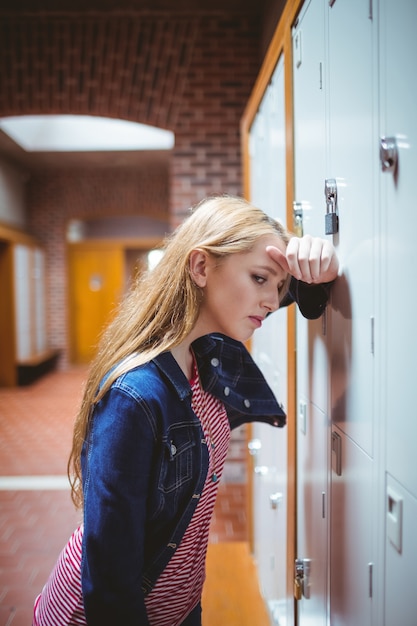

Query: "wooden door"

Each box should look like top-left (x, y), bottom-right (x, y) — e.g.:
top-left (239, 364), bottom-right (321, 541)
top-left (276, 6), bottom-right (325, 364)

top-left (0, 241), bottom-right (16, 386)
top-left (68, 244), bottom-right (124, 364)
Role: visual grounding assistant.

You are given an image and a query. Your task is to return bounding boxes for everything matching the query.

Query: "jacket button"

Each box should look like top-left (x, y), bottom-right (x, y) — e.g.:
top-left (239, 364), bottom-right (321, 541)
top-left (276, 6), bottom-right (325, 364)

top-left (244, 399), bottom-right (251, 408)
top-left (211, 358), bottom-right (219, 367)
top-left (171, 443), bottom-right (177, 455)
top-left (223, 386), bottom-right (230, 396)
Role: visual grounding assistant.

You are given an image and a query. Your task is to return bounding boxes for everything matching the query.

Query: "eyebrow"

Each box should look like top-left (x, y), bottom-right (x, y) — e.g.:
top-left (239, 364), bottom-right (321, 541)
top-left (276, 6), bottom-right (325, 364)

top-left (254, 264), bottom-right (279, 276)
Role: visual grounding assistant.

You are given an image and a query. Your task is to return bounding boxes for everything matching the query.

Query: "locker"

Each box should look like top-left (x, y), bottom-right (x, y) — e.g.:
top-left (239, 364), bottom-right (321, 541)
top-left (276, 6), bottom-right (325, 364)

top-left (296, 402), bottom-right (328, 626)
top-left (327, 0), bottom-right (378, 460)
top-left (245, 0), bottom-right (417, 623)
top-left (385, 475), bottom-right (417, 626)
top-left (293, 1), bottom-right (330, 623)
top-left (380, 0), bottom-right (417, 501)
top-left (330, 428), bottom-right (374, 626)
top-left (250, 55), bottom-right (290, 624)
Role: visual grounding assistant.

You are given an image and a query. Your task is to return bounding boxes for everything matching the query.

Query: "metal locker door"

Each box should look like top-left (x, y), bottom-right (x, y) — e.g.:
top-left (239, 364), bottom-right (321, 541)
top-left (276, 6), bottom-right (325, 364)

top-left (385, 477), bottom-right (417, 626)
top-left (380, 0), bottom-right (417, 509)
top-left (292, 1), bottom-right (330, 625)
top-left (250, 55), bottom-right (289, 624)
top-left (330, 427), bottom-right (373, 626)
top-left (327, 0), bottom-right (377, 458)
top-left (327, 0), bottom-right (378, 624)
top-left (380, 0), bottom-right (417, 623)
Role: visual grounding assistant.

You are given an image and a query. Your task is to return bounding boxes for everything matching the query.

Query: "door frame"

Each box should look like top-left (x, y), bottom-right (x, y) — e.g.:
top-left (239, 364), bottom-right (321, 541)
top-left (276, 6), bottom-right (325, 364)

top-left (0, 222), bottom-right (40, 386)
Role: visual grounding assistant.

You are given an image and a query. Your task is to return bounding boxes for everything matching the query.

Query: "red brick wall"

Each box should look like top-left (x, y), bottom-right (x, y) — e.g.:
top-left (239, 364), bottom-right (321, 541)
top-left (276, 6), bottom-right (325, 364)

top-left (27, 164), bottom-right (170, 355)
top-left (0, 13), bottom-right (261, 213)
top-left (170, 16), bottom-right (260, 221)
top-left (0, 11), bottom-right (262, 363)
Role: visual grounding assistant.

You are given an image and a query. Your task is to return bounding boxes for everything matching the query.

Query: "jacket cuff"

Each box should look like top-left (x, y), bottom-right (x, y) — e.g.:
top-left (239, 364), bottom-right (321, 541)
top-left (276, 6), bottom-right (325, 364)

top-left (281, 277), bottom-right (333, 320)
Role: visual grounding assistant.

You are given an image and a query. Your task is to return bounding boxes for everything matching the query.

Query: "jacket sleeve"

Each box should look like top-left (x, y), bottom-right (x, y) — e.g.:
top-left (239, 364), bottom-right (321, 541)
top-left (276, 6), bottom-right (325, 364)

top-left (280, 276), bottom-right (333, 320)
top-left (81, 386), bottom-right (155, 625)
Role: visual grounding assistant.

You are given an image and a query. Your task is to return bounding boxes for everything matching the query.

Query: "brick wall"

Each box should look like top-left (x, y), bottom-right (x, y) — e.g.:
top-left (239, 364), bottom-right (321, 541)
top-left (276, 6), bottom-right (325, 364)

top-left (170, 16), bottom-right (260, 221)
top-left (27, 164), bottom-right (170, 354)
top-left (0, 10), bottom-right (262, 363)
top-left (0, 13), bottom-right (261, 213)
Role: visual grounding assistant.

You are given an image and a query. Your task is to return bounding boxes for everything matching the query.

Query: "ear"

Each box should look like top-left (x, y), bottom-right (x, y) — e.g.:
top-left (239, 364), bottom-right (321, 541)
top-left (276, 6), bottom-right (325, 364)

top-left (189, 249), bottom-right (209, 288)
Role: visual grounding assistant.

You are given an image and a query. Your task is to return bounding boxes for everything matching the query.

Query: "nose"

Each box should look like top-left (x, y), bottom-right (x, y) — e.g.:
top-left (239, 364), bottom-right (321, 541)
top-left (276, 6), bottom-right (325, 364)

top-left (262, 288), bottom-right (280, 314)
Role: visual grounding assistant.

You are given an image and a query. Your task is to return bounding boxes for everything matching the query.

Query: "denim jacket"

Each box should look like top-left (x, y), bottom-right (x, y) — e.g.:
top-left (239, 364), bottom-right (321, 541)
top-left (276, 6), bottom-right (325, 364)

top-left (81, 279), bottom-right (331, 625)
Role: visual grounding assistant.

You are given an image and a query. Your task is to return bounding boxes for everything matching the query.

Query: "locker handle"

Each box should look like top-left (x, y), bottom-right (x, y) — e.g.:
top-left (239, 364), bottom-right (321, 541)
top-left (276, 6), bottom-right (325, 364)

top-left (269, 492), bottom-right (283, 510)
top-left (331, 431), bottom-right (342, 476)
top-left (380, 136), bottom-right (398, 173)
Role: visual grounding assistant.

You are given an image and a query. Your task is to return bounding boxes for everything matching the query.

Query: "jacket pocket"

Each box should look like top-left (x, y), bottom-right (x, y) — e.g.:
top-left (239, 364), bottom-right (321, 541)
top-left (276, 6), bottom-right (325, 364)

top-left (158, 423), bottom-right (197, 493)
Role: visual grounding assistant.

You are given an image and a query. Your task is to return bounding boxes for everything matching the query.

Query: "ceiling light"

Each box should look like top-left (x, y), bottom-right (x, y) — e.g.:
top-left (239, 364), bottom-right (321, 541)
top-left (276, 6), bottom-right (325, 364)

top-left (0, 115), bottom-right (175, 152)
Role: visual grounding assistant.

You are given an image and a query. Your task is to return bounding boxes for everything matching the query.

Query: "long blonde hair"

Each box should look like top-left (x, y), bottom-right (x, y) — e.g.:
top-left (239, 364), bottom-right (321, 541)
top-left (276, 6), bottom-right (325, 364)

top-left (68, 195), bottom-right (290, 508)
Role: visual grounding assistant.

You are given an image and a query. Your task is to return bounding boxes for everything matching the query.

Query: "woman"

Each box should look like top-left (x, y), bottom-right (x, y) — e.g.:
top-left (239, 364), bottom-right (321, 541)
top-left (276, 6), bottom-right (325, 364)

top-left (33, 195), bottom-right (338, 626)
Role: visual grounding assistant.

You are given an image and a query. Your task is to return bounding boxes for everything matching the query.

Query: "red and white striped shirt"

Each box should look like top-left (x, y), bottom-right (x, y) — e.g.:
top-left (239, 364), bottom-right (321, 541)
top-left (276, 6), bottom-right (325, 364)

top-left (33, 365), bottom-right (230, 626)
top-left (144, 364), bottom-right (231, 625)
top-left (33, 524), bottom-right (85, 625)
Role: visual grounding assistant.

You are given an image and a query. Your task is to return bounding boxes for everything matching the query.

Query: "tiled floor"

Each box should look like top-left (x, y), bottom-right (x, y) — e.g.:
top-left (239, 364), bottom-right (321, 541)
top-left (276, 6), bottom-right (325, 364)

top-left (0, 367), bottom-right (248, 626)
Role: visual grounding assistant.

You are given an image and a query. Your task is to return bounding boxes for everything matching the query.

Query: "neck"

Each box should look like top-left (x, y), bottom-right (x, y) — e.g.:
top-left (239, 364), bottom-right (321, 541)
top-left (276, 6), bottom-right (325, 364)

top-left (171, 342), bottom-right (194, 380)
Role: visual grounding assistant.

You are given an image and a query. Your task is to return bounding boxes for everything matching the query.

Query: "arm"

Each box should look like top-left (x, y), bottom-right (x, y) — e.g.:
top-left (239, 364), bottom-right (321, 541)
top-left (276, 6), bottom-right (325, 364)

top-left (267, 235), bottom-right (339, 320)
top-left (81, 387), bottom-right (155, 625)
top-left (280, 277), bottom-right (332, 319)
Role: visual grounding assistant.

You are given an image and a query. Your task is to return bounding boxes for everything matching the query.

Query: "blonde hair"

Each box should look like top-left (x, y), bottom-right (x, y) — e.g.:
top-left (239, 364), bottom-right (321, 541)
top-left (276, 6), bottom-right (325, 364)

top-left (68, 195), bottom-right (290, 508)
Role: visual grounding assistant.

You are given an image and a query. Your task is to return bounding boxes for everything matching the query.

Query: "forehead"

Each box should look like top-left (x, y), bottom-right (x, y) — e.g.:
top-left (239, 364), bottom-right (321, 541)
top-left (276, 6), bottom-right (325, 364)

top-left (250, 233), bottom-right (287, 255)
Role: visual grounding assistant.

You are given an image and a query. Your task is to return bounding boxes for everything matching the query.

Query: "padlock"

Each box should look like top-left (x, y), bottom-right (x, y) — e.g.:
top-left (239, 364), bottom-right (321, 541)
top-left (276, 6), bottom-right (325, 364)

top-left (324, 178), bottom-right (339, 235)
top-left (325, 211), bottom-right (338, 235)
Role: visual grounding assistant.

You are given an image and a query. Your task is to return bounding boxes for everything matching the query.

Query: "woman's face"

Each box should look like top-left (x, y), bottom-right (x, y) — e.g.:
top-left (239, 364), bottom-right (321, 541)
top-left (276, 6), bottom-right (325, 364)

top-left (195, 234), bottom-right (288, 343)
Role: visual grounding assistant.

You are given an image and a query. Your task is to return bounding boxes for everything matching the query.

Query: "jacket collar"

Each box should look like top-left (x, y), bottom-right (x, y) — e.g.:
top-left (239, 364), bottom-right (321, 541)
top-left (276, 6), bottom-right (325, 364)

top-left (154, 334), bottom-right (286, 427)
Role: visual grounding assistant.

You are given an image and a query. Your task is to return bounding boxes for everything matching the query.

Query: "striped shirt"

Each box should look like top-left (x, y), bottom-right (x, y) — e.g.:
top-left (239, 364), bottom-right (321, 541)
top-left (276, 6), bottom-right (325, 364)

top-left (33, 365), bottom-right (230, 626)
top-left (33, 525), bottom-right (85, 625)
top-left (144, 364), bottom-right (231, 625)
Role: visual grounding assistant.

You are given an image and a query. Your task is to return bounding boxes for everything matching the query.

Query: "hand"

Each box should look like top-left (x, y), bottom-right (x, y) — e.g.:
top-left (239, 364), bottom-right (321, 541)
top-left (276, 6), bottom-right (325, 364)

top-left (266, 235), bottom-right (339, 284)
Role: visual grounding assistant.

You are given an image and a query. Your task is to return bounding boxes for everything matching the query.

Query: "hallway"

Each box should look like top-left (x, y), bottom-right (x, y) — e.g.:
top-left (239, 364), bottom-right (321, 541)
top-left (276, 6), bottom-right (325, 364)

top-left (0, 367), bottom-right (269, 626)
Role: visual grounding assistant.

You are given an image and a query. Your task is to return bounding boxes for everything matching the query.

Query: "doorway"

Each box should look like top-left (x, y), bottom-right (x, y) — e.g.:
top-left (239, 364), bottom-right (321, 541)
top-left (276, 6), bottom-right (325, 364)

top-left (68, 242), bottom-right (157, 364)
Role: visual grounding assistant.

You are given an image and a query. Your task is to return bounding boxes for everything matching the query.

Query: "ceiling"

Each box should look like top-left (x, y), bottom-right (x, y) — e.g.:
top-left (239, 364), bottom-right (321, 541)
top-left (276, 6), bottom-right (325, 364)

top-left (0, 0), bottom-right (270, 173)
top-left (0, 0), bottom-right (267, 15)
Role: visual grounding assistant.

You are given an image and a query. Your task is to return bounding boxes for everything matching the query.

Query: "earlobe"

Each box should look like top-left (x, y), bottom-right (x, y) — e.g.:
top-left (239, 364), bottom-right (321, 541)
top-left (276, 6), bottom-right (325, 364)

top-left (189, 249), bottom-right (208, 288)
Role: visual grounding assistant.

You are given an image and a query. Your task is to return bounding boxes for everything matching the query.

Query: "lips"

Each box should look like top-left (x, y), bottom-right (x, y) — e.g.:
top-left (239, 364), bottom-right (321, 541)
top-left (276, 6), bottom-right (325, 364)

top-left (249, 316), bottom-right (263, 328)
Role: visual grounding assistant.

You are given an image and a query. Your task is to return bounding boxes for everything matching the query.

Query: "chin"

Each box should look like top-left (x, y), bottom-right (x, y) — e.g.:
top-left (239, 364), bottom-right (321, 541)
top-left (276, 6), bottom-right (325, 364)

top-left (236, 331), bottom-right (254, 344)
